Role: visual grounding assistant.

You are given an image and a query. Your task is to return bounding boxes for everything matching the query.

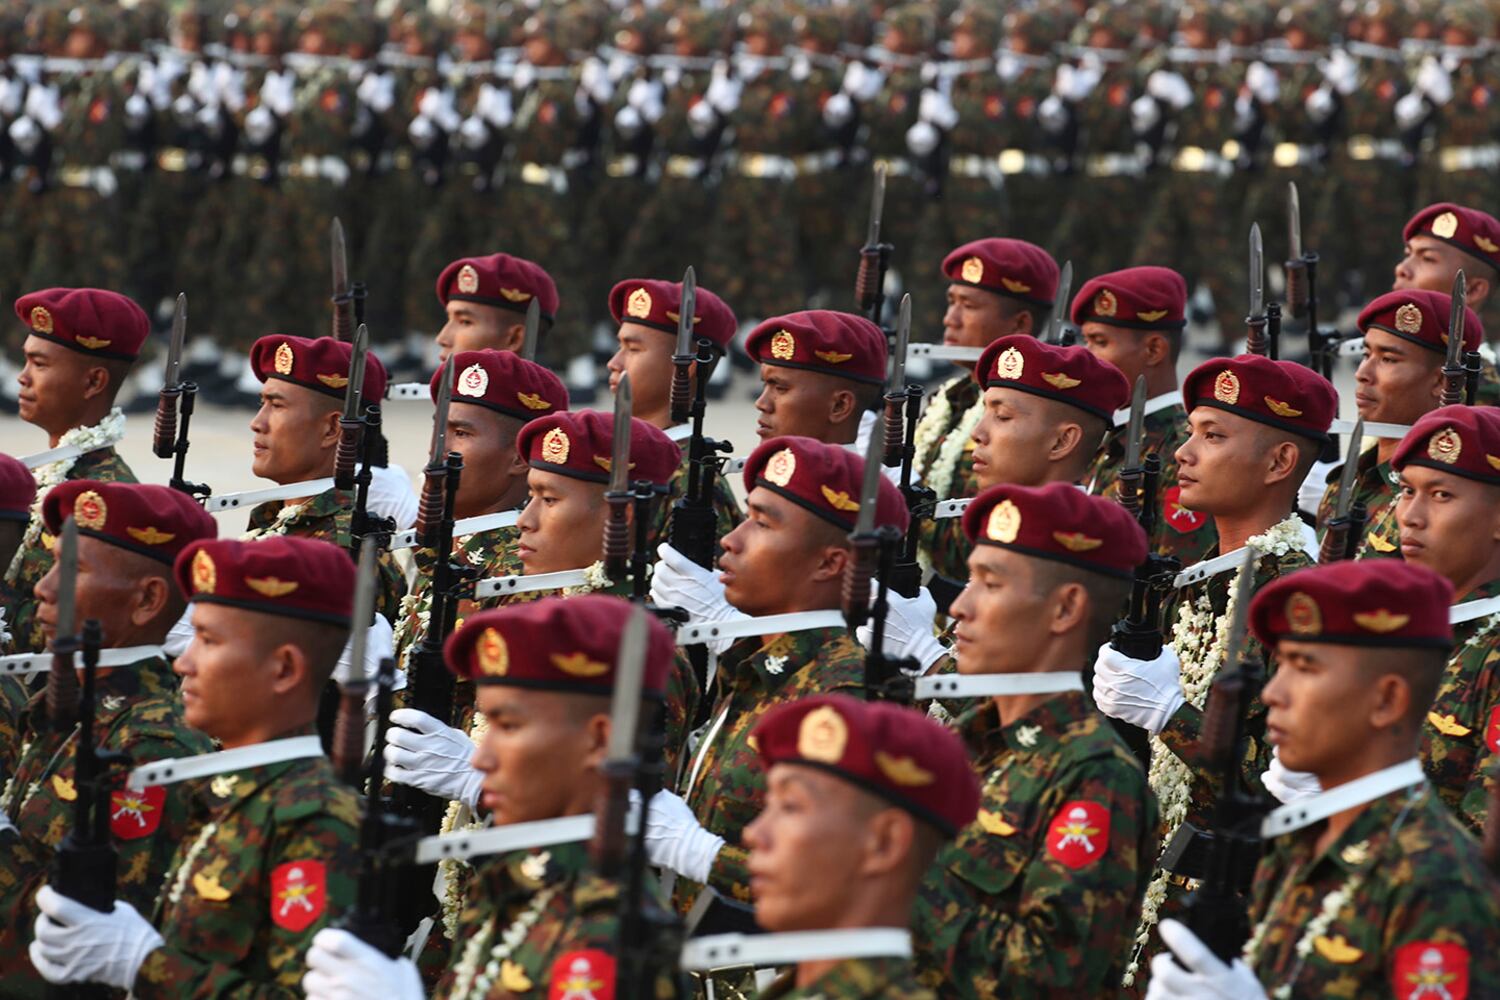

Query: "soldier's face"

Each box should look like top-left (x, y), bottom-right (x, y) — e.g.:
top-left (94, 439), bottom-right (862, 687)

top-left (1175, 409), bottom-right (1284, 515)
top-left (248, 383), bottom-right (341, 484)
top-left (174, 603), bottom-right (286, 744)
top-left (437, 303), bottom-right (520, 362)
top-left (1396, 466), bottom-right (1500, 592)
top-left (951, 28), bottom-right (987, 60)
top-left (607, 324), bottom-right (677, 423)
top-left (16, 336), bottom-right (102, 436)
top-left (753, 366), bottom-right (856, 443)
top-left (1353, 329), bottom-right (1445, 426)
top-left (446, 405), bottom-right (528, 518)
top-left (943, 285), bottom-right (1017, 357)
top-left (35, 535), bottom-right (149, 646)
top-left (951, 547), bottom-right (1053, 673)
top-left (1080, 323), bottom-right (1163, 390)
top-left (719, 489), bottom-right (847, 616)
top-left (1393, 236), bottom-right (1492, 310)
top-left (970, 388), bottom-right (1071, 489)
top-left (470, 686), bottom-right (606, 824)
top-left (517, 470), bottom-right (607, 573)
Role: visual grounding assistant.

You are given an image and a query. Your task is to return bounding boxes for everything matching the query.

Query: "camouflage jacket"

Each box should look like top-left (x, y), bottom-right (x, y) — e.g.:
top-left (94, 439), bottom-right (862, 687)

top-left (912, 692), bottom-right (1158, 999)
top-left (132, 747), bottom-right (359, 999)
top-left (0, 655), bottom-right (211, 991)
top-left (677, 625), bottom-right (867, 908)
top-left (656, 450), bottom-right (743, 559)
top-left (915, 376), bottom-right (983, 587)
top-left (1246, 781), bottom-right (1500, 998)
top-left (863, 65), bottom-right (923, 160)
top-left (4, 446), bottom-right (136, 655)
top-left (434, 841), bottom-right (677, 999)
top-left (1316, 443), bottom-right (1401, 560)
top-left (509, 72), bottom-right (590, 167)
top-left (244, 486), bottom-right (407, 622)
top-left (1085, 398), bottom-right (1217, 565)
top-left (1421, 577), bottom-right (1500, 834)
top-left (760, 957), bottom-right (934, 999)
top-left (1431, 58), bottom-right (1497, 150)
top-left (395, 522), bottom-right (523, 671)
top-left (0, 675), bottom-right (25, 780)
top-left (53, 69), bottom-right (128, 168)
top-left (728, 65), bottom-right (817, 155)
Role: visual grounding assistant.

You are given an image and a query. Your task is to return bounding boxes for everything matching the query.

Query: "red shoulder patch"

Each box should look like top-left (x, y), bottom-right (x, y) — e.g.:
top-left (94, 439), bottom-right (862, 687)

top-left (1392, 941), bottom-right (1469, 1000)
top-left (1485, 705), bottom-right (1500, 753)
top-left (1162, 485), bottom-right (1207, 533)
top-left (548, 949), bottom-right (616, 1000)
top-left (1045, 800), bottom-right (1110, 870)
top-left (269, 860), bottom-right (326, 932)
top-left (109, 785), bottom-right (165, 840)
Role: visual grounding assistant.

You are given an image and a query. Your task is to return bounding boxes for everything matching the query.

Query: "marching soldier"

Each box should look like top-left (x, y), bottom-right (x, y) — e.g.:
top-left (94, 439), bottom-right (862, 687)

top-left (0, 455), bottom-right (36, 764)
top-left (743, 695), bottom-right (980, 998)
top-left (743, 309), bottom-right (888, 448)
top-left (1411, 4), bottom-right (1498, 218)
top-left (1150, 560), bottom-right (1500, 999)
top-left (433, 252), bottom-right (561, 364)
top-left (1079, 266), bottom-right (1218, 562)
top-left (1091, 353), bottom-right (1336, 991)
top-left (1317, 289), bottom-right (1482, 559)
top-left (28, 535), bottom-right (361, 996)
top-left (6, 287), bottom-right (147, 654)
top-left (0, 481), bottom-right (217, 992)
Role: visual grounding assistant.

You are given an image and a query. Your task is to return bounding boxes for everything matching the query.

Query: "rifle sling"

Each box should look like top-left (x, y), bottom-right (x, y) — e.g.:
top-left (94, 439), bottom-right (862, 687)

top-left (681, 929), bottom-right (912, 972)
top-left (0, 644), bottom-right (164, 676)
top-left (129, 735), bottom-right (324, 790)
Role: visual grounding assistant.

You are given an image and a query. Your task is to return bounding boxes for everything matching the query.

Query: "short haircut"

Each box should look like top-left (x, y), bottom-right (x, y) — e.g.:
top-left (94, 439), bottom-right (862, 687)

top-left (1028, 557), bottom-right (1132, 651)
top-left (1362, 645), bottom-right (1447, 727)
top-left (272, 618), bottom-right (350, 691)
top-left (997, 296), bottom-right (1052, 337)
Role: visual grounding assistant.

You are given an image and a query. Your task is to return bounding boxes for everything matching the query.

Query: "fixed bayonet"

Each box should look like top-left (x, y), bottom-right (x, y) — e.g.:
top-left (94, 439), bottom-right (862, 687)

top-left (604, 373), bottom-right (634, 581)
top-left (341, 325), bottom-right (369, 422)
top-left (669, 266), bottom-right (698, 425)
top-left (1442, 271), bottom-right (1468, 406)
top-left (1334, 418), bottom-right (1363, 520)
top-left (853, 423), bottom-right (884, 538)
top-left (165, 293), bottom-right (186, 390)
top-left (1287, 182), bottom-right (1302, 262)
top-left (46, 517), bottom-right (81, 732)
top-left (335, 324), bottom-right (371, 493)
top-left (1049, 260), bottom-right (1073, 345)
top-left (57, 516), bottom-right (77, 642)
top-left (429, 357), bottom-right (454, 467)
top-left (1249, 224), bottom-right (1264, 319)
top-left (883, 295), bottom-right (912, 468)
top-left (865, 161), bottom-right (886, 248)
top-left (592, 603), bottom-right (647, 875)
top-left (677, 266), bottom-right (698, 358)
top-left (520, 298), bottom-right (541, 362)
top-left (890, 293), bottom-right (910, 390)
top-left (153, 294), bottom-right (189, 461)
top-left (348, 538), bottom-right (378, 668)
top-left (610, 374), bottom-right (633, 495)
top-left (1124, 375), bottom-right (1147, 472)
top-left (331, 218), bottom-right (352, 343)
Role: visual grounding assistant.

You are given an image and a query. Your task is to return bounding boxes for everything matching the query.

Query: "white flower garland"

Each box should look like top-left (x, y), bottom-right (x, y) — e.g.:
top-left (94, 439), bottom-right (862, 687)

top-left (438, 712), bottom-right (489, 937)
top-left (1241, 867), bottom-right (1366, 1000)
top-left (563, 560), bottom-right (611, 596)
top-left (911, 379), bottom-right (957, 481)
top-left (1122, 515), bottom-right (1307, 988)
top-left (0, 739), bottom-right (32, 812)
top-left (240, 497), bottom-right (314, 541)
top-left (0, 605), bottom-right (11, 648)
top-left (448, 884), bottom-right (559, 1000)
top-left (5, 408), bottom-right (125, 583)
top-left (157, 821), bottom-right (220, 912)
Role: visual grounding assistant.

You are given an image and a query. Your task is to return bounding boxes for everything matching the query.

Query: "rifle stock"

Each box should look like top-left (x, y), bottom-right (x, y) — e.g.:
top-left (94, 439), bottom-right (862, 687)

top-left (888, 387), bottom-right (934, 599)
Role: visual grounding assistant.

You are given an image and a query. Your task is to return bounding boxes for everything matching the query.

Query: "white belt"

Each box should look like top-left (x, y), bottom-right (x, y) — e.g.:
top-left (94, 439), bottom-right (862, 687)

top-left (1260, 759), bottom-right (1425, 838)
top-left (914, 671), bottom-right (1082, 700)
top-left (907, 344), bottom-right (983, 363)
top-left (204, 478), bottom-right (335, 513)
top-left (129, 735), bottom-right (324, 790)
top-left (385, 382), bottom-right (429, 401)
top-left (0, 644), bottom-right (164, 677)
top-left (472, 567), bottom-right (592, 599)
top-left (1171, 524), bottom-right (1320, 591)
top-left (947, 154), bottom-right (1002, 185)
top-left (1439, 144), bottom-right (1500, 172)
top-left (678, 610), bottom-right (844, 646)
top-left (414, 814), bottom-right (595, 864)
top-left (389, 510), bottom-right (519, 551)
top-left (1346, 135), bottom-right (1406, 161)
top-left (1329, 418), bottom-right (1410, 439)
top-left (1336, 338), bottom-right (1367, 358)
top-left (1111, 391), bottom-right (1183, 427)
top-left (1085, 152), bottom-right (1147, 178)
top-left (1451, 594), bottom-right (1500, 625)
top-left (681, 929), bottom-right (912, 972)
top-left (933, 498), bottom-right (971, 520)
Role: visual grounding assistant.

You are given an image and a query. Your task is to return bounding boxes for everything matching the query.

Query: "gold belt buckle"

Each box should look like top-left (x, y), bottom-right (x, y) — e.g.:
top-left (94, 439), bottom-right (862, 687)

top-left (1348, 135), bottom-right (1376, 161)
top-left (1175, 146), bottom-right (1207, 171)
top-left (1272, 142), bottom-right (1302, 168)
top-left (520, 162), bottom-right (552, 185)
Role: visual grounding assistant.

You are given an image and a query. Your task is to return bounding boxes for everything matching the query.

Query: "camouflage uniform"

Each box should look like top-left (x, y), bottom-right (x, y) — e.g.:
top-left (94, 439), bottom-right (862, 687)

top-left (911, 691), bottom-right (1158, 999)
top-left (0, 655), bottom-right (212, 995)
top-left (1420, 579), bottom-right (1500, 834)
top-left (1246, 782), bottom-right (1500, 997)
top-left (3, 447), bottom-right (137, 656)
top-left (1084, 401), bottom-right (1217, 564)
top-left (913, 375), bottom-right (983, 587)
top-left (860, 54), bottom-right (928, 311)
top-left (1315, 445), bottom-right (1401, 559)
top-left (760, 957), bottom-right (934, 999)
top-left (131, 749), bottom-right (359, 998)
top-left (0, 676), bottom-right (24, 778)
top-left (655, 453), bottom-right (743, 558)
top-left (1414, 21), bottom-right (1498, 218)
top-left (790, 25), bottom-right (857, 306)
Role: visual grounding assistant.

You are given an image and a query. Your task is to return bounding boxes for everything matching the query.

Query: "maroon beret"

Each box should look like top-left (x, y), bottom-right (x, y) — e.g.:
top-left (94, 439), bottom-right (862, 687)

top-left (43, 480), bottom-right (217, 566)
top-left (973, 335), bottom-right (1130, 421)
top-left (608, 278), bottom-right (738, 351)
top-left (444, 594), bottom-right (673, 695)
top-left (1251, 561), bottom-right (1453, 650)
top-left (1403, 202), bottom-right (1500, 275)
top-left (437, 349), bottom-right (569, 422)
top-left (249, 335), bottom-right (389, 404)
top-left (752, 694), bottom-right (980, 837)
top-left (1071, 266), bottom-right (1187, 331)
top-left (176, 537), bottom-right (355, 626)
top-left (1183, 354), bottom-right (1337, 444)
top-left (1357, 289), bottom-right (1483, 355)
top-left (744, 311), bottom-right (887, 386)
top-left (1392, 405), bottom-right (1500, 486)
top-left (941, 238), bottom-right (1060, 309)
top-left (516, 410), bottom-right (682, 491)
top-left (0, 454), bottom-right (36, 522)
top-left (741, 435), bottom-right (909, 534)
top-left (15, 287), bottom-right (150, 362)
top-left (963, 482), bottom-right (1146, 580)
top-left (435, 253), bottom-right (560, 322)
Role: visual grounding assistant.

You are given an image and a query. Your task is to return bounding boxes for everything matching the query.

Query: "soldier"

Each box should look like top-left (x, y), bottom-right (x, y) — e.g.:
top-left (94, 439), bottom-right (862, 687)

top-left (432, 252), bottom-right (560, 363)
top-left (27, 535), bottom-right (360, 996)
top-left (743, 309), bottom-right (888, 448)
top-left (912, 240), bottom-right (1059, 584)
top-left (904, 484), bottom-right (1157, 998)
top-left (242, 334), bottom-right (406, 621)
top-left (0, 455), bottom-right (35, 757)
top-left (1079, 266), bottom-right (1218, 562)
top-left (645, 435), bottom-right (908, 911)
top-left (0, 481), bottom-right (217, 991)
top-left (304, 595), bottom-right (681, 1000)
top-left (1091, 353), bottom-right (1336, 992)
top-left (743, 695), bottom-right (980, 998)
top-left (1149, 560), bottom-right (1500, 999)
top-left (1317, 289), bottom-right (1482, 559)
top-left (6, 288), bottom-right (147, 654)
top-left (1411, 4), bottom-right (1497, 220)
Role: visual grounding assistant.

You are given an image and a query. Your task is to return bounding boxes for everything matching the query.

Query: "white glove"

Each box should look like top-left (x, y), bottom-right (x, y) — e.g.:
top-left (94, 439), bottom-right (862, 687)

top-left (334, 613), bottom-right (394, 686)
top-left (1147, 70), bottom-right (1193, 110)
top-left (125, 92), bottom-right (151, 127)
top-left (645, 789), bottom-right (724, 884)
top-left (626, 79), bottom-right (663, 121)
top-left (1321, 47), bottom-right (1359, 96)
top-left (1091, 643), bottom-right (1186, 735)
top-left (29, 887), bottom-right (163, 991)
top-left (187, 61), bottom-right (216, 106)
top-left (259, 70), bottom-right (295, 117)
top-left (1131, 94), bottom-right (1162, 134)
top-left (8, 115), bottom-right (39, 154)
top-left (163, 604), bottom-right (194, 658)
top-left (822, 91), bottom-right (854, 127)
top-left (244, 104), bottom-right (277, 145)
top-left (856, 587), bottom-right (946, 672)
top-left (1055, 62), bottom-right (1101, 102)
top-left (1146, 919), bottom-right (1269, 1000)
top-left (0, 806), bottom-right (15, 837)
top-left (383, 708), bottom-right (483, 810)
top-left (475, 83), bottom-right (512, 128)
top-left (579, 56), bottom-right (612, 105)
top-left (1037, 93), bottom-right (1068, 133)
top-left (905, 120), bottom-right (939, 156)
top-left (0, 77), bottom-right (19, 117)
top-left (650, 544), bottom-right (736, 654)
top-left (367, 463), bottom-right (418, 531)
top-left (356, 71), bottom-right (395, 114)
top-left (705, 60), bottom-right (742, 115)
top-left (1416, 55), bottom-right (1452, 105)
top-left (303, 928), bottom-right (423, 1000)
top-left (511, 62), bottom-right (536, 92)
top-left (172, 92), bottom-right (198, 122)
top-left (1260, 748), bottom-right (1322, 804)
top-left (1394, 91), bottom-right (1428, 129)
top-left (614, 104), bottom-right (643, 137)
top-left (459, 114), bottom-right (490, 150)
top-left (687, 99), bottom-right (717, 138)
top-left (417, 86), bottom-right (461, 131)
top-left (1244, 61), bottom-right (1278, 104)
top-left (24, 84), bottom-right (62, 131)
top-left (918, 88), bottom-right (958, 129)
top-left (841, 60), bottom-right (883, 102)
top-left (1305, 85), bottom-right (1336, 123)
top-left (1296, 458), bottom-right (1338, 517)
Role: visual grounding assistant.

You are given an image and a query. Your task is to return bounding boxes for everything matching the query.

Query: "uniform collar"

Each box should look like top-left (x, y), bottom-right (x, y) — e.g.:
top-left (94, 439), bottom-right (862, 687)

top-left (492, 839), bottom-right (591, 894)
top-left (1280, 780), bottom-right (1430, 878)
top-left (728, 626), bottom-right (848, 690)
top-left (761, 955), bottom-right (915, 998)
top-left (191, 728), bottom-right (322, 810)
top-left (962, 688), bottom-right (1092, 756)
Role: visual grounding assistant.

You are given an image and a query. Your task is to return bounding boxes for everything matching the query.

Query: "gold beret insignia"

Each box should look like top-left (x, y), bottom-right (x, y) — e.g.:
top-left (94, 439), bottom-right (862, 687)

top-left (1000, 277), bottom-right (1031, 294)
top-left (814, 350), bottom-right (853, 364)
top-left (477, 627), bottom-right (509, 675)
top-left (797, 705), bottom-right (848, 763)
top-left (1136, 309), bottom-right (1168, 323)
top-left (274, 341), bottom-right (295, 376)
top-left (1428, 427), bottom-right (1462, 464)
top-left (458, 363), bottom-right (489, 398)
top-left (820, 485), bottom-right (860, 512)
top-left (1264, 397), bottom-right (1303, 418)
top-left (191, 549), bottom-right (217, 594)
top-left (456, 263), bottom-right (481, 294)
top-left (516, 391), bottom-right (552, 411)
top-left (995, 346), bottom-right (1025, 381)
top-left (29, 306), bottom-right (53, 334)
top-left (73, 490), bottom-right (108, 530)
top-left (1394, 302), bottom-right (1424, 335)
top-left (245, 576), bottom-right (299, 598)
top-left (126, 526), bottom-right (175, 546)
top-left (75, 336), bottom-right (111, 350)
top-left (764, 447), bottom-right (797, 487)
top-left (625, 287), bottom-right (653, 319)
top-left (1212, 370), bottom-right (1241, 405)
top-left (1353, 609), bottom-right (1410, 633)
top-left (1476, 235), bottom-right (1499, 254)
top-left (498, 287), bottom-right (532, 303)
top-left (1052, 531), bottom-right (1102, 552)
top-left (665, 311), bottom-right (700, 325)
top-left (770, 330), bottom-right (796, 360)
top-left (978, 810), bottom-right (1017, 836)
top-left (960, 256), bottom-right (985, 284)
top-left (316, 373), bottom-right (349, 389)
top-left (1487, 454), bottom-right (1500, 471)
top-left (1285, 592), bottom-right (1322, 636)
top-left (1432, 211), bottom-right (1459, 239)
top-left (551, 652), bottom-right (610, 677)
top-left (591, 456), bottom-right (635, 473)
top-left (986, 498), bottom-right (1021, 543)
top-left (1040, 371), bottom-right (1081, 390)
top-left (1093, 289), bottom-right (1118, 318)
top-left (875, 751), bottom-right (934, 787)
top-left (540, 427), bottom-right (570, 465)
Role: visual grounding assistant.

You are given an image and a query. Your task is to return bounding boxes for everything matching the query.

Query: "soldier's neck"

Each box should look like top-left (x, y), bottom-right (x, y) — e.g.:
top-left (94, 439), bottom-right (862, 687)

top-left (49, 402), bottom-right (115, 448)
top-left (1374, 436), bottom-right (1402, 467)
top-left (792, 901), bottom-right (914, 989)
top-left (1142, 365), bottom-right (1178, 401)
top-left (988, 646), bottom-right (1084, 728)
top-left (1212, 498), bottom-right (1297, 556)
top-left (1311, 744), bottom-right (1417, 856)
top-left (1455, 560), bottom-right (1500, 603)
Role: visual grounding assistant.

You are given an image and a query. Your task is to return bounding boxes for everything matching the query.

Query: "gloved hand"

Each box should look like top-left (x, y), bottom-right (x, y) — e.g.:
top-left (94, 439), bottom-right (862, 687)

top-left (905, 120), bottom-right (940, 156)
top-left (1321, 47), bottom-right (1359, 95)
top-left (650, 544), bottom-right (736, 654)
top-left (1147, 70), bottom-right (1193, 110)
top-left (840, 60), bottom-right (883, 102)
top-left (1091, 643), bottom-right (1186, 735)
top-left (0, 806), bottom-right (15, 837)
top-left (1416, 55), bottom-right (1452, 105)
top-left (1297, 458), bottom-right (1338, 518)
top-left (367, 463), bottom-right (418, 530)
top-left (512, 62), bottom-right (537, 92)
top-left (259, 71), bottom-right (296, 118)
top-left (579, 56), bottom-right (612, 105)
top-left (1131, 94), bottom-right (1162, 135)
top-left (1244, 61), bottom-right (1278, 104)
top-left (856, 588), bottom-right (946, 673)
top-left (1145, 919), bottom-right (1269, 1000)
top-left (822, 91), bottom-right (854, 127)
top-left (1261, 748), bottom-right (1322, 804)
top-left (1054, 62), bottom-right (1101, 102)
top-left (917, 88), bottom-right (958, 129)
top-left (625, 78), bottom-right (664, 122)
top-left (614, 105), bottom-right (643, 137)
top-left (459, 115), bottom-right (490, 150)
top-left (1037, 93), bottom-right (1068, 133)
top-left (163, 604), bottom-right (194, 659)
top-left (417, 86), bottom-right (460, 131)
top-left (646, 789), bottom-right (724, 884)
top-left (356, 70), bottom-right (395, 115)
top-left (333, 614), bottom-right (394, 687)
top-left (30, 886), bottom-right (163, 990)
top-left (475, 83), bottom-right (513, 128)
top-left (245, 104), bottom-right (277, 145)
top-left (303, 928), bottom-right (424, 1000)
top-left (1305, 85), bottom-right (1336, 123)
top-left (687, 98), bottom-right (718, 138)
top-left (24, 83), bottom-right (63, 131)
top-left (704, 60), bottom-right (742, 115)
top-left (383, 709), bottom-right (483, 810)
top-left (1394, 91), bottom-right (1428, 130)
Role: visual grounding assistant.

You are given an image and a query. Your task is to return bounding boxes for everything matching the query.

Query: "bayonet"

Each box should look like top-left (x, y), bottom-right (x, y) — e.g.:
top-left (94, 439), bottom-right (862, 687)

top-left (1334, 418), bottom-right (1363, 521)
top-left (165, 293), bottom-right (186, 390)
top-left (889, 293), bottom-right (910, 390)
top-left (1049, 260), bottom-right (1073, 345)
top-left (1248, 223), bottom-right (1264, 319)
top-left (864, 161), bottom-right (886, 248)
top-left (46, 517), bottom-right (81, 732)
top-left (856, 163), bottom-right (892, 326)
top-left (331, 218), bottom-right (352, 343)
top-left (348, 323), bottom-right (370, 418)
top-left (669, 266), bottom-right (699, 426)
top-left (154, 294), bottom-right (189, 462)
top-left (1287, 182), bottom-right (1302, 262)
top-left (842, 429), bottom-right (885, 631)
top-left (677, 266), bottom-right (698, 359)
top-left (883, 295), bottom-right (912, 468)
top-left (335, 324), bottom-right (371, 494)
top-left (604, 373), bottom-right (634, 582)
top-left (610, 374), bottom-right (633, 495)
top-left (853, 422), bottom-right (884, 538)
top-left (520, 298), bottom-right (540, 362)
top-left (57, 517), bottom-right (77, 642)
top-left (1448, 270), bottom-right (1467, 368)
top-left (1125, 376), bottom-right (1147, 472)
top-left (592, 606), bottom-right (646, 876)
top-left (347, 538), bottom-right (378, 670)
top-left (428, 357), bottom-right (454, 468)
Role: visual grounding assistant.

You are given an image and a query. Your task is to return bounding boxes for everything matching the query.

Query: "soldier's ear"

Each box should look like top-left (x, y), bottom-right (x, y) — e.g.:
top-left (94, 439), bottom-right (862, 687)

top-left (80, 363), bottom-right (111, 401)
top-left (1143, 332), bottom-right (1171, 367)
top-left (1466, 273), bottom-right (1491, 307)
top-left (1047, 421), bottom-right (1084, 464)
top-left (133, 573), bottom-right (172, 627)
top-left (827, 387), bottom-right (856, 424)
top-left (856, 805), bottom-right (917, 878)
top-left (1047, 580), bottom-right (1089, 636)
top-left (499, 321), bottom-right (527, 354)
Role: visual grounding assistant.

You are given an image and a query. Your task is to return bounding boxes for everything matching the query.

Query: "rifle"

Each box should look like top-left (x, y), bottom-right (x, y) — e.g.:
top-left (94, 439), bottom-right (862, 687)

top-left (854, 162), bottom-right (892, 332)
top-left (1317, 420), bottom-right (1368, 564)
top-left (1047, 261), bottom-right (1074, 346)
top-left (331, 218), bottom-right (353, 343)
top-left (1284, 182), bottom-right (1339, 460)
top-left (604, 374), bottom-right (634, 585)
top-left (1178, 549), bottom-right (1268, 961)
top-left (345, 325), bottom-right (397, 558)
top-left (152, 294), bottom-right (211, 499)
top-left (1465, 350), bottom-right (1483, 406)
top-left (842, 430), bottom-right (886, 633)
top-left (44, 519), bottom-right (81, 734)
top-left (334, 324), bottom-right (370, 495)
top-left (1245, 224), bottom-right (1267, 357)
top-left (882, 295), bottom-right (934, 600)
top-left (1441, 271), bottom-right (1468, 407)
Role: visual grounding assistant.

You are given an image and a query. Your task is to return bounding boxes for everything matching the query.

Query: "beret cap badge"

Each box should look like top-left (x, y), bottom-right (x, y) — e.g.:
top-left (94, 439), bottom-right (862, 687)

top-left (764, 447), bottom-right (797, 487)
top-left (796, 705), bottom-right (848, 763)
top-left (1427, 427), bottom-right (1462, 464)
top-left (625, 287), bottom-right (652, 319)
top-left (770, 330), bottom-right (796, 360)
top-left (986, 498), bottom-right (1021, 543)
top-left (995, 346), bottom-right (1024, 381)
top-left (1432, 211), bottom-right (1459, 239)
top-left (274, 341), bottom-right (295, 376)
top-left (30, 306), bottom-right (53, 334)
top-left (1394, 303), bottom-right (1424, 335)
top-left (541, 428), bottom-right (570, 465)
top-left (456, 264), bottom-right (480, 294)
top-left (1286, 592), bottom-right (1322, 636)
top-left (960, 257), bottom-right (985, 283)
